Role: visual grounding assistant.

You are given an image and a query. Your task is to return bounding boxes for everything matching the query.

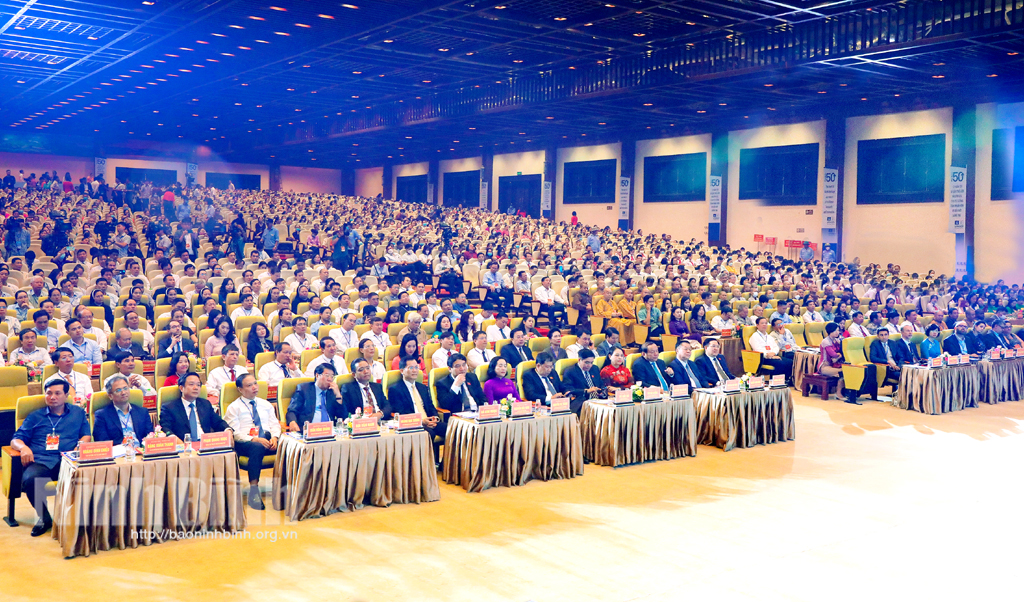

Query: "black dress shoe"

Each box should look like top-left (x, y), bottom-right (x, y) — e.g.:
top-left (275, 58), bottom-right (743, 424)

top-left (248, 489), bottom-right (265, 511)
top-left (30, 517), bottom-right (52, 537)
top-left (845, 397), bottom-right (862, 405)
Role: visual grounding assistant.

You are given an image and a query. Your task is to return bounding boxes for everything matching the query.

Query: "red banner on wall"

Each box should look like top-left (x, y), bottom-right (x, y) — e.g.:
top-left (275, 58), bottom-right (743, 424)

top-left (764, 237), bottom-right (777, 245)
top-left (753, 234), bottom-right (764, 242)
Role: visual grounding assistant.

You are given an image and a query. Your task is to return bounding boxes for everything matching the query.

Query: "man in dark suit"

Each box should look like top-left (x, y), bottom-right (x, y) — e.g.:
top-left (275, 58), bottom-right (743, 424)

top-left (595, 327), bottom-right (622, 357)
top-left (435, 353), bottom-right (487, 413)
top-left (340, 357), bottom-right (389, 418)
top-left (695, 338), bottom-right (735, 387)
top-left (892, 323), bottom-right (920, 365)
top-left (93, 375), bottom-right (155, 443)
top-left (108, 327), bottom-right (152, 362)
top-left (988, 320), bottom-right (1023, 349)
top-left (500, 328), bottom-right (533, 369)
top-left (975, 320), bottom-right (998, 351)
top-left (942, 321), bottom-right (973, 356)
top-left (387, 356), bottom-right (446, 454)
top-left (158, 372), bottom-right (232, 442)
top-left (560, 349), bottom-right (603, 414)
top-left (670, 339), bottom-right (712, 389)
top-left (522, 351), bottom-right (566, 406)
top-left (631, 341), bottom-right (674, 391)
top-left (157, 319), bottom-right (199, 359)
top-left (286, 363), bottom-right (346, 431)
top-left (868, 328), bottom-right (903, 388)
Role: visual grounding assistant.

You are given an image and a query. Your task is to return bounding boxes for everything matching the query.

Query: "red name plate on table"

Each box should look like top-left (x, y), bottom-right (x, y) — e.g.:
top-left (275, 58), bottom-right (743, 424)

top-left (305, 421), bottom-right (334, 440)
top-left (720, 328), bottom-right (734, 337)
top-left (613, 388), bottom-right (633, 404)
top-left (142, 360), bottom-right (156, 372)
top-left (550, 398), bottom-right (570, 414)
top-left (723, 379), bottom-right (741, 393)
top-left (89, 364), bottom-right (102, 378)
top-left (748, 376), bottom-right (765, 389)
top-left (397, 413), bottom-right (423, 432)
top-left (928, 357), bottom-right (944, 368)
top-left (770, 374), bottom-right (786, 388)
top-left (992, 348), bottom-right (1003, 360)
top-left (78, 441), bottom-right (113, 463)
top-left (351, 417), bottom-right (380, 437)
top-left (510, 400), bottom-right (533, 418)
top-left (671, 384), bottom-right (689, 398)
top-left (199, 432), bottom-right (233, 454)
top-left (947, 355), bottom-right (960, 366)
top-left (143, 395), bottom-right (157, 410)
top-left (143, 437), bottom-right (177, 458)
top-left (1007, 349), bottom-right (1018, 358)
top-left (267, 385), bottom-right (278, 401)
top-left (959, 354), bottom-right (972, 364)
top-left (477, 404), bottom-right (501, 422)
top-left (643, 386), bottom-right (664, 401)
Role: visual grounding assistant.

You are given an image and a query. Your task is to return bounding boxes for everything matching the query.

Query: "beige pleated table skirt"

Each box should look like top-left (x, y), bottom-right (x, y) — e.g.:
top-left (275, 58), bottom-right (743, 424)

top-left (792, 349), bottom-right (820, 391)
top-left (977, 358), bottom-right (1024, 404)
top-left (53, 451), bottom-right (247, 558)
top-left (442, 413), bottom-right (583, 492)
top-left (580, 398), bottom-right (698, 467)
top-left (692, 388), bottom-right (796, 451)
top-left (897, 364), bottom-right (980, 414)
top-left (272, 431), bottom-right (439, 521)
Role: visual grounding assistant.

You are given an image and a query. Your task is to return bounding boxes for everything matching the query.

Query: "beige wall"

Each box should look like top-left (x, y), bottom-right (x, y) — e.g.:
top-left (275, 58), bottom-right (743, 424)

top-left (727, 121), bottom-right (826, 254)
top-left (280, 166), bottom-right (340, 194)
top-left (975, 102), bottom-right (1024, 283)
top-left (556, 142), bottom-right (620, 230)
top-left (355, 167), bottom-right (383, 197)
top-left (391, 161), bottom-right (429, 202)
top-left (0, 152), bottom-right (95, 181)
top-left (844, 108), bottom-right (954, 274)
top-left (492, 151), bottom-right (545, 213)
top-left (438, 157), bottom-right (482, 206)
top-left (197, 162), bottom-right (268, 189)
top-left (634, 134), bottom-right (712, 242)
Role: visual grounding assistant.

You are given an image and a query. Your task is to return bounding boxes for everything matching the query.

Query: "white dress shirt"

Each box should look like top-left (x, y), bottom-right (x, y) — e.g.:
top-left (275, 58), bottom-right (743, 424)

top-left (54, 369), bottom-right (94, 400)
top-left (330, 326), bottom-right (359, 351)
top-left (257, 361), bottom-right (301, 387)
top-left (103, 372), bottom-right (157, 397)
top-left (848, 322), bottom-right (870, 338)
top-left (534, 286), bottom-right (565, 305)
top-left (284, 332), bottom-right (317, 352)
top-left (225, 396), bottom-right (281, 442)
top-left (486, 324), bottom-right (511, 343)
top-left (466, 347), bottom-right (495, 370)
top-left (180, 398), bottom-right (205, 438)
top-left (710, 316), bottom-right (736, 331)
top-left (207, 364), bottom-right (249, 395)
top-left (748, 330), bottom-right (781, 355)
top-left (432, 347), bottom-right (455, 370)
top-left (230, 306), bottom-right (259, 324)
top-left (359, 330), bottom-right (390, 359)
top-left (304, 353), bottom-right (347, 378)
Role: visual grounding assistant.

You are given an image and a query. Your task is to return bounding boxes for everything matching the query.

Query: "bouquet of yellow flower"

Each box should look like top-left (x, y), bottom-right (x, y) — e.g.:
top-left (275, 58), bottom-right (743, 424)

top-left (14, 358), bottom-right (43, 382)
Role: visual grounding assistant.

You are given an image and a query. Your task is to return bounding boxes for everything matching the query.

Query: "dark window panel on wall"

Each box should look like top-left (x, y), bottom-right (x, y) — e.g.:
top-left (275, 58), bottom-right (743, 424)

top-left (992, 128), bottom-right (1014, 200)
top-left (114, 166), bottom-right (177, 187)
top-left (396, 174), bottom-right (428, 204)
top-left (206, 173), bottom-right (261, 190)
top-left (442, 170), bottom-right (481, 208)
top-left (738, 143), bottom-right (818, 206)
top-left (1014, 126), bottom-right (1024, 193)
top-left (643, 153), bottom-right (707, 202)
top-left (563, 159), bottom-right (616, 204)
top-left (857, 134), bottom-right (945, 204)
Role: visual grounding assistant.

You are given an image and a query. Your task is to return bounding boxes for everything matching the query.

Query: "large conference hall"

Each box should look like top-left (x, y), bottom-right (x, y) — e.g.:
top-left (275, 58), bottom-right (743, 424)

top-left (1, 0), bottom-right (1024, 600)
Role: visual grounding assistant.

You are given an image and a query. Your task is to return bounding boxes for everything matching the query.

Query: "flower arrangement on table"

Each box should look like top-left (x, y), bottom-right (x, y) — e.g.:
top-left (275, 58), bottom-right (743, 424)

top-left (630, 383), bottom-right (644, 403)
top-left (500, 395), bottom-right (514, 417)
top-left (187, 353), bottom-right (207, 373)
top-left (13, 358), bottom-right (43, 382)
top-left (740, 373), bottom-right (752, 390)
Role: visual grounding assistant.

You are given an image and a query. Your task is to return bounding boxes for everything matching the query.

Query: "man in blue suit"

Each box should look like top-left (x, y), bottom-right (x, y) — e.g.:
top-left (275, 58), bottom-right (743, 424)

top-left (695, 338), bottom-right (734, 387)
top-left (669, 339), bottom-right (712, 389)
top-left (631, 341), bottom-right (674, 391)
top-left (500, 328), bottom-right (533, 369)
top-left (286, 363), bottom-right (347, 431)
top-left (93, 375), bottom-right (154, 443)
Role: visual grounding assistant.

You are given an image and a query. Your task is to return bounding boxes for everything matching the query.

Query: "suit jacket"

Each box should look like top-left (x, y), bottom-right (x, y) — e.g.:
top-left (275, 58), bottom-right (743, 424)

top-left (387, 380), bottom-right (440, 419)
top-left (695, 353), bottom-right (734, 385)
top-left (157, 337), bottom-right (199, 359)
top-left (287, 381), bottom-right (347, 426)
top-left (522, 368), bottom-right (563, 404)
top-left (93, 403), bottom-right (154, 443)
top-left (561, 363), bottom-right (603, 401)
top-left (108, 343), bottom-right (152, 362)
top-left (595, 341), bottom-right (621, 357)
top-left (340, 380), bottom-right (390, 417)
top-left (892, 338), bottom-right (920, 364)
top-left (546, 347), bottom-right (569, 362)
top-left (500, 343), bottom-right (533, 369)
top-left (979, 331), bottom-right (1002, 351)
top-left (869, 338), bottom-right (905, 367)
top-left (435, 372), bottom-right (487, 413)
top-left (159, 396), bottom-right (230, 440)
top-left (631, 358), bottom-right (672, 388)
top-left (942, 334), bottom-right (972, 356)
top-left (669, 357), bottom-right (713, 388)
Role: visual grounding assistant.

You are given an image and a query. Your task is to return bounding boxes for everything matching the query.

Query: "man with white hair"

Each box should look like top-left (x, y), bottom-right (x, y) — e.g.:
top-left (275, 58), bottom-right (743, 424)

top-left (27, 276), bottom-right (47, 308)
top-left (397, 313), bottom-right (428, 346)
top-left (894, 322), bottom-right (920, 364)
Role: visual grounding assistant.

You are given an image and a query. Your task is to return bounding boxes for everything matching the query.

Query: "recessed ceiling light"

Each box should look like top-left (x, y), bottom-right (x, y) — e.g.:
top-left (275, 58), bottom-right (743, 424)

top-left (342, 3), bottom-right (358, 8)
top-left (212, 33), bottom-right (226, 37)
top-left (221, 52), bottom-right (235, 56)
top-left (142, 1), bottom-right (155, 5)
top-left (88, 36), bottom-right (98, 40)
top-left (256, 40), bottom-right (269, 43)
top-left (180, 47), bottom-right (193, 51)
top-left (438, 48), bottom-right (449, 51)
top-left (274, 31), bottom-right (289, 36)
top-left (352, 70), bottom-right (362, 74)
top-left (295, 23), bottom-right (310, 28)
top-left (248, 16), bottom-right (264, 20)
top-left (643, 102), bottom-right (652, 106)
top-left (697, 110), bottom-right (706, 113)
top-left (513, 59), bottom-right (523, 63)
top-left (932, 74), bottom-right (944, 78)
top-left (495, 5), bottom-right (506, 9)
top-left (719, 102), bottom-right (726, 106)
top-left (987, 73), bottom-right (998, 77)
top-left (238, 46), bottom-right (251, 50)
top-left (554, 17), bottom-right (566, 21)
top-left (933, 62), bottom-right (945, 66)
top-left (633, 33), bottom-right (645, 37)
top-left (764, 83), bottom-right (773, 87)
top-left (422, 80), bottom-right (431, 83)
top-left (1008, 52), bottom-right (1019, 56)
top-left (228, 25), bottom-right (244, 29)
top-left (270, 6), bottom-right (286, 11)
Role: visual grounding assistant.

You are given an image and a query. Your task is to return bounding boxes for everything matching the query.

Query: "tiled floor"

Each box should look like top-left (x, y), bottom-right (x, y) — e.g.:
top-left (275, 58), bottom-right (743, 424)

top-left (4, 393), bottom-right (1024, 601)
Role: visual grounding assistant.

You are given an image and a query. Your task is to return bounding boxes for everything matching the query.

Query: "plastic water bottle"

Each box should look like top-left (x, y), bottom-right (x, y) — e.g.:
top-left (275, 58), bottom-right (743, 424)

top-left (335, 417), bottom-right (344, 436)
top-left (125, 436), bottom-right (137, 462)
top-left (183, 433), bottom-right (192, 455)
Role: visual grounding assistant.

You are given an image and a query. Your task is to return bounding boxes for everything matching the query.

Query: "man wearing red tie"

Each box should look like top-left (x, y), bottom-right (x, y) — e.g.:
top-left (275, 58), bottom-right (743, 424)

top-left (431, 331), bottom-right (457, 369)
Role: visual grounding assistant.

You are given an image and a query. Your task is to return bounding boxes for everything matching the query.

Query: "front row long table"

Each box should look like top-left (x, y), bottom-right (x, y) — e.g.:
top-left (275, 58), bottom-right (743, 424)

top-left (272, 429), bottom-right (439, 521)
top-left (52, 451), bottom-right (247, 558)
top-left (579, 397), bottom-right (697, 466)
top-left (692, 387), bottom-right (796, 452)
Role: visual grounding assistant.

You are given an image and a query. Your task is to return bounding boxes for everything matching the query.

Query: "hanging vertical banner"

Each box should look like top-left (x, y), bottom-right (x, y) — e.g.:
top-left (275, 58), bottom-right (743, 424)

top-left (479, 181), bottom-right (488, 210)
top-left (541, 181), bottom-right (552, 211)
top-left (427, 182), bottom-right (436, 205)
top-left (708, 175), bottom-right (722, 223)
top-left (618, 177), bottom-right (630, 219)
top-left (186, 163), bottom-right (198, 184)
top-left (949, 167), bottom-right (966, 234)
top-left (822, 169), bottom-right (838, 229)
top-left (94, 157), bottom-right (106, 180)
